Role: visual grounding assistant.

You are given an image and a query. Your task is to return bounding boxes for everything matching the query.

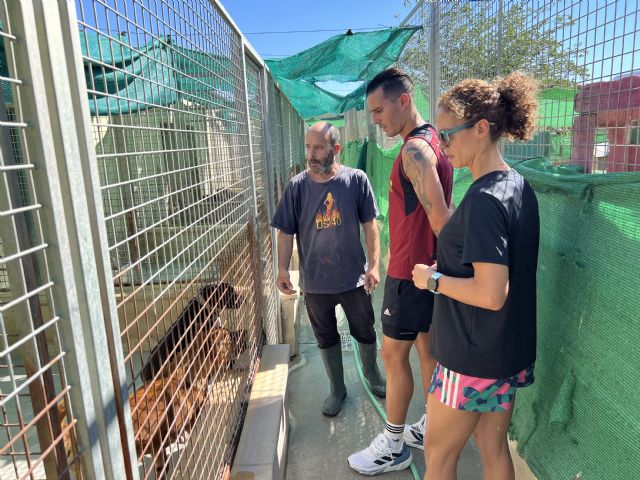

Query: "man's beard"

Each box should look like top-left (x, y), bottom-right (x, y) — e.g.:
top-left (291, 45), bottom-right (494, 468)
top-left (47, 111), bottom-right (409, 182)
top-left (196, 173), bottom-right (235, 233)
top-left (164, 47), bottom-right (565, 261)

top-left (307, 150), bottom-right (335, 174)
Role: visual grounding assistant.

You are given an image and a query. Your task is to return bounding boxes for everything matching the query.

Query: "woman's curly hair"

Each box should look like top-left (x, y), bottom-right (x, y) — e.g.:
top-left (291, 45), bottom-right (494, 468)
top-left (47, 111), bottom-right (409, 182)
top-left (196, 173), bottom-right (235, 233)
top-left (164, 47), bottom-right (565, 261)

top-left (438, 71), bottom-right (539, 142)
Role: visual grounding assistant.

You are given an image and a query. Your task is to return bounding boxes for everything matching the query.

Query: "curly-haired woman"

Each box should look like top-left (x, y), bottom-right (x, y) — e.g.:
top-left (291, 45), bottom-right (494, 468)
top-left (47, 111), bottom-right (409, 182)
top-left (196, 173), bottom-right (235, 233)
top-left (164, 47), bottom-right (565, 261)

top-left (412, 72), bottom-right (540, 480)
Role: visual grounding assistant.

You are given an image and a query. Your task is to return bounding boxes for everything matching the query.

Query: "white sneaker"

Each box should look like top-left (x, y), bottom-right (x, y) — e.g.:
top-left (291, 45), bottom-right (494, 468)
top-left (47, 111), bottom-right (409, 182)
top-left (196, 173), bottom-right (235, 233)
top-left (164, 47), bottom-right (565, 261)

top-left (403, 414), bottom-right (426, 450)
top-left (348, 433), bottom-right (412, 476)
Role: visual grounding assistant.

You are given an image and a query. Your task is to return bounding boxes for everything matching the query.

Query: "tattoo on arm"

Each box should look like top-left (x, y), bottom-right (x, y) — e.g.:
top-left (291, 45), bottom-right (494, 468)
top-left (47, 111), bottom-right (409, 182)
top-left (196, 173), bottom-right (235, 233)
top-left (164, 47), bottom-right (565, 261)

top-left (404, 146), bottom-right (427, 165)
top-left (403, 142), bottom-right (451, 237)
top-left (403, 146), bottom-right (432, 213)
top-left (424, 198), bottom-right (433, 214)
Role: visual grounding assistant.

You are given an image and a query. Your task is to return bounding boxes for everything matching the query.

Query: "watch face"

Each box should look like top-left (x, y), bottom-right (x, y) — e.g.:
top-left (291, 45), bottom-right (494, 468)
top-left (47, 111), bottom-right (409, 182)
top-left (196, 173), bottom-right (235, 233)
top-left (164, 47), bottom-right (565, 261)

top-left (427, 276), bottom-right (436, 291)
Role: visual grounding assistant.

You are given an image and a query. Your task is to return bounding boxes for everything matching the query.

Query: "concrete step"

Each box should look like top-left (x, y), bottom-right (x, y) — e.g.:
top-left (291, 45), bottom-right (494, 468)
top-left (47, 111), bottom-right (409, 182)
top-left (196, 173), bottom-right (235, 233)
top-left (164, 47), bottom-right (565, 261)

top-left (231, 344), bottom-right (290, 480)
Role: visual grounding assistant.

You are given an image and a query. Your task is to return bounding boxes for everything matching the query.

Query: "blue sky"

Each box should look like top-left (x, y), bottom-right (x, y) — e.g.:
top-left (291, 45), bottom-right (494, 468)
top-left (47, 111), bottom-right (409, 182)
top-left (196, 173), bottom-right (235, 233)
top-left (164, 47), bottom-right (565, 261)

top-left (223, 0), bottom-right (414, 59)
top-left (75, 0), bottom-right (638, 83)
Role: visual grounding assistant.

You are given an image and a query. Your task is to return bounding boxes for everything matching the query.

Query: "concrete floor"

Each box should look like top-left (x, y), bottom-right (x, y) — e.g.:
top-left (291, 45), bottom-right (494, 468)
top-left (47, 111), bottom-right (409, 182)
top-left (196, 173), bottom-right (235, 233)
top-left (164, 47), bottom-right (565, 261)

top-left (285, 270), bottom-right (483, 480)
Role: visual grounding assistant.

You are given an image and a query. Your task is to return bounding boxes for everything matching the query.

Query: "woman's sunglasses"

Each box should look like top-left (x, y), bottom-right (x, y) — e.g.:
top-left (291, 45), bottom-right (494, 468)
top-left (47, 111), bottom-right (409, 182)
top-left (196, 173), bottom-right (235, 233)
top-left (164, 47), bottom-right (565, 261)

top-left (437, 121), bottom-right (476, 146)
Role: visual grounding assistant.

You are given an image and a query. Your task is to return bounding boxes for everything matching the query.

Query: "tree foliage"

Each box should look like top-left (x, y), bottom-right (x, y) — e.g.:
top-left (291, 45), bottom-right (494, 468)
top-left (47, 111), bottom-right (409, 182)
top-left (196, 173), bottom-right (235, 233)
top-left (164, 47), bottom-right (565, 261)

top-left (398, 1), bottom-right (588, 90)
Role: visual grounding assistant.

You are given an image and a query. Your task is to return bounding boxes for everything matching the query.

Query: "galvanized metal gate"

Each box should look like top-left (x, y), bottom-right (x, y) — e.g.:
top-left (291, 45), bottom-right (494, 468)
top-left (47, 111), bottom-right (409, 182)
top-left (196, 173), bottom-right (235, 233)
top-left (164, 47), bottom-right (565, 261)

top-left (0, 1), bottom-right (304, 479)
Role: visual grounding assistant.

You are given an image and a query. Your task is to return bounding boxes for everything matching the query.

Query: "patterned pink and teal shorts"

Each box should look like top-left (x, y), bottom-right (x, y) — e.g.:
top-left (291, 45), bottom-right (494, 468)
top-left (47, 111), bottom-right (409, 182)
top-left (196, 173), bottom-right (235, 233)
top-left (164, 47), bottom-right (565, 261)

top-left (428, 362), bottom-right (534, 412)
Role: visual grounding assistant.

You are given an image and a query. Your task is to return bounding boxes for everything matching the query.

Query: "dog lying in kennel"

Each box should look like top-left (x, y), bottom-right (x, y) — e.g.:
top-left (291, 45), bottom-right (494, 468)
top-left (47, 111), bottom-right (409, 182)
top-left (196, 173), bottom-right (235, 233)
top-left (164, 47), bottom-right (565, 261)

top-left (129, 363), bottom-right (208, 478)
top-left (141, 281), bottom-right (247, 382)
top-left (134, 281), bottom-right (248, 477)
top-left (57, 282), bottom-right (249, 478)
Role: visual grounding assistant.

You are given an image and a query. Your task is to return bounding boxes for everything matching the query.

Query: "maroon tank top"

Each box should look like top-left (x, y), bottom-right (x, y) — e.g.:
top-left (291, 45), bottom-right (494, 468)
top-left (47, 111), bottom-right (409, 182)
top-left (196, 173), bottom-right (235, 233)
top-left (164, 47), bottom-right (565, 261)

top-left (387, 124), bottom-right (453, 280)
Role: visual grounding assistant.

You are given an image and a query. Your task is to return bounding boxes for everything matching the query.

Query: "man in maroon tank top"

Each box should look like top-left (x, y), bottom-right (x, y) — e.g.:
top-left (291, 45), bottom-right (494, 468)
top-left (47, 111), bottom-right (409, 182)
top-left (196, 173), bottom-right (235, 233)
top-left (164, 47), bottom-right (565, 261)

top-left (348, 69), bottom-right (453, 475)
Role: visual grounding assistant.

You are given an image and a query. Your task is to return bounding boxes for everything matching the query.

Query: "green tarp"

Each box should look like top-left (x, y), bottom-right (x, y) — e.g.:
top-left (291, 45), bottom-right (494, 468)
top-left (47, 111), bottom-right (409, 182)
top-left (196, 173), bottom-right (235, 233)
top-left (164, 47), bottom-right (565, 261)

top-left (342, 139), bottom-right (398, 255)
top-left (79, 32), bottom-right (238, 116)
top-left (266, 27), bottom-right (420, 119)
top-left (80, 33), bottom-right (177, 115)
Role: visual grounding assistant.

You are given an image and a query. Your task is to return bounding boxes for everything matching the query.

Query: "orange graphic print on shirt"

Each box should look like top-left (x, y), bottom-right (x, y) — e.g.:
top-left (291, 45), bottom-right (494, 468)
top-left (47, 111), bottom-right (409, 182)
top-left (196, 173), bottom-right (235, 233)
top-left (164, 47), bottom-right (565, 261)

top-left (315, 192), bottom-right (342, 230)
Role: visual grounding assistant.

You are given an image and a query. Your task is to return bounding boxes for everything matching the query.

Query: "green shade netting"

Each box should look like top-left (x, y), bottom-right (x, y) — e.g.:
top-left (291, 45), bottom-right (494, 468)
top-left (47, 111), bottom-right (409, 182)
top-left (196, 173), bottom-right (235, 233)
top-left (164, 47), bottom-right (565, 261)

top-left (413, 84), bottom-right (431, 119)
top-left (174, 46), bottom-right (238, 107)
top-left (79, 32), bottom-right (238, 115)
top-left (538, 87), bottom-right (578, 129)
top-left (266, 27), bottom-right (420, 119)
top-left (80, 33), bottom-right (177, 115)
top-left (343, 139), bottom-right (398, 255)
top-left (0, 31), bottom-right (10, 104)
top-left (272, 76), bottom-right (345, 120)
top-left (343, 139), bottom-right (640, 479)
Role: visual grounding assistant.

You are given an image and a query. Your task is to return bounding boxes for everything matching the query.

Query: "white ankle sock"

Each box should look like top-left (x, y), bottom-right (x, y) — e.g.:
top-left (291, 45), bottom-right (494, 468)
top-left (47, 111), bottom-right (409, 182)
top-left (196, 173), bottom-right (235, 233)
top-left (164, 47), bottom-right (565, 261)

top-left (384, 421), bottom-right (404, 450)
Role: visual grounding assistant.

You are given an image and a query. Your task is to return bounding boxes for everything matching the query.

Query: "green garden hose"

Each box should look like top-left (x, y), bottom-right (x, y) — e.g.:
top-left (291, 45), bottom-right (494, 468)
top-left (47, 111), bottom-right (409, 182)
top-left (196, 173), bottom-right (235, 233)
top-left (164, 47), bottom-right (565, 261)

top-left (351, 337), bottom-right (421, 480)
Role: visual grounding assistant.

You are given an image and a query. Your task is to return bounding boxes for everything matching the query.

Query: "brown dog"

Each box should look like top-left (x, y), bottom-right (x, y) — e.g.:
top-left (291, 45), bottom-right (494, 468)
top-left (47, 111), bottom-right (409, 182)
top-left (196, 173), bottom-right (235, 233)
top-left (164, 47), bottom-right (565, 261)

top-left (141, 282), bottom-right (245, 382)
top-left (134, 282), bottom-right (248, 476)
top-left (129, 366), bottom-right (207, 479)
top-left (56, 400), bottom-right (82, 479)
top-left (57, 366), bottom-right (208, 479)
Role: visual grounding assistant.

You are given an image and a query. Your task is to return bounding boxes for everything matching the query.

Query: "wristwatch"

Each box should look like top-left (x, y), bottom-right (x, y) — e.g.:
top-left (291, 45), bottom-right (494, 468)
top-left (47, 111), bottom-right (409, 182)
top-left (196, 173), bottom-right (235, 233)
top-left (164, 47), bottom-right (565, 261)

top-left (427, 272), bottom-right (443, 294)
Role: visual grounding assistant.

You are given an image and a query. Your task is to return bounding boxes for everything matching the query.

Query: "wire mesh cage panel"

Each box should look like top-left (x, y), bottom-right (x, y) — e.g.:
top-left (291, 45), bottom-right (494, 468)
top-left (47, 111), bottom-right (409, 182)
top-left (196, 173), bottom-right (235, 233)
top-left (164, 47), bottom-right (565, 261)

top-left (244, 57), bottom-right (279, 345)
top-left (357, 0), bottom-right (640, 174)
top-left (280, 97), bottom-right (305, 180)
top-left (0, 4), bottom-right (83, 479)
top-left (75, 0), bottom-right (290, 478)
top-left (266, 80), bottom-right (286, 205)
top-left (507, 0), bottom-right (640, 173)
top-left (287, 104), bottom-right (306, 177)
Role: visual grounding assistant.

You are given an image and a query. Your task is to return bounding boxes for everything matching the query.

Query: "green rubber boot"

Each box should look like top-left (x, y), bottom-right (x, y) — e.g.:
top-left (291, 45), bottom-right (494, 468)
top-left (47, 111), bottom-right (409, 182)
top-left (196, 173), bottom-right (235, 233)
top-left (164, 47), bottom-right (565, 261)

top-left (318, 343), bottom-right (347, 417)
top-left (358, 342), bottom-right (386, 398)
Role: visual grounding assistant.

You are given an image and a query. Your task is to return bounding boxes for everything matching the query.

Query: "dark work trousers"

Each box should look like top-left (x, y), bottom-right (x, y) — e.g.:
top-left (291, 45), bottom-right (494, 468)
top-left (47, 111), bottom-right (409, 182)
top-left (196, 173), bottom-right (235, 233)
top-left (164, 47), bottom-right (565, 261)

top-left (304, 286), bottom-right (377, 349)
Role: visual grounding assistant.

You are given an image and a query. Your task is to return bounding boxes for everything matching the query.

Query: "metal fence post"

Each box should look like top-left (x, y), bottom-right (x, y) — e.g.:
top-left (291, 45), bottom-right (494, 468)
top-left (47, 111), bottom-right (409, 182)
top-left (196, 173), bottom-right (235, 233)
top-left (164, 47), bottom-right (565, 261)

top-left (261, 71), bottom-right (284, 344)
top-left (241, 46), bottom-right (261, 229)
top-left (240, 44), bottom-right (270, 347)
top-left (49, 2), bottom-right (141, 476)
top-left (35, 1), bottom-right (140, 478)
top-left (497, 0), bottom-right (504, 77)
top-left (0, 1), bottom-right (136, 478)
top-left (429, 1), bottom-right (441, 124)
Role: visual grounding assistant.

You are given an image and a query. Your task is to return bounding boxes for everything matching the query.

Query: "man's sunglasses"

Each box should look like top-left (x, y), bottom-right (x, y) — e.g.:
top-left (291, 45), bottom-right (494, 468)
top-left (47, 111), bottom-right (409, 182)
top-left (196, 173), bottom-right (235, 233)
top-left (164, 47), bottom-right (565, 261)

top-left (437, 121), bottom-right (476, 146)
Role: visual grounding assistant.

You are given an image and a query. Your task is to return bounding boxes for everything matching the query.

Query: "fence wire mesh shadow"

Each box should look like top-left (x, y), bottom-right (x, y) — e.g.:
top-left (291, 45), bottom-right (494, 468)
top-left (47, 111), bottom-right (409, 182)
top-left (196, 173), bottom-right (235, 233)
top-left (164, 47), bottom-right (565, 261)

top-left (1, 0), bottom-right (305, 479)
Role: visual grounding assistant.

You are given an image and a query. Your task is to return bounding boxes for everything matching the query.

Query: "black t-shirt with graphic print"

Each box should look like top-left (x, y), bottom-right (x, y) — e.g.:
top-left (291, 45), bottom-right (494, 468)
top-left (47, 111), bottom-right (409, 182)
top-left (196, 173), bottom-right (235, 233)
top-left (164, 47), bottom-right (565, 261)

top-left (431, 169), bottom-right (540, 378)
top-left (271, 165), bottom-right (378, 294)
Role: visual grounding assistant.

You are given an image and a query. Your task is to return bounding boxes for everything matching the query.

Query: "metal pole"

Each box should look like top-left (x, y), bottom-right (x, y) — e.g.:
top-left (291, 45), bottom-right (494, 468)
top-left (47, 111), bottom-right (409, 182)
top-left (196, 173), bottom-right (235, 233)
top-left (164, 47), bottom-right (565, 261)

top-left (261, 72), bottom-right (278, 223)
top-left (241, 46), bottom-right (261, 228)
top-left (261, 70), bottom-right (284, 344)
top-left (241, 43), bottom-right (270, 344)
top-left (34, 1), bottom-right (140, 477)
top-left (429, 2), bottom-right (442, 124)
top-left (497, 0), bottom-right (504, 77)
top-left (400, 0), bottom-right (426, 26)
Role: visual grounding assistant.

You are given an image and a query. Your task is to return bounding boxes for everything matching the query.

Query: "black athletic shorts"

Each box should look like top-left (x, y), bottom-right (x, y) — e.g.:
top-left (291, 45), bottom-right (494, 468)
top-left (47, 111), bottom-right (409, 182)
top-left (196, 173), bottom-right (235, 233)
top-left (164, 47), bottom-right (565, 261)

top-left (381, 276), bottom-right (434, 341)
